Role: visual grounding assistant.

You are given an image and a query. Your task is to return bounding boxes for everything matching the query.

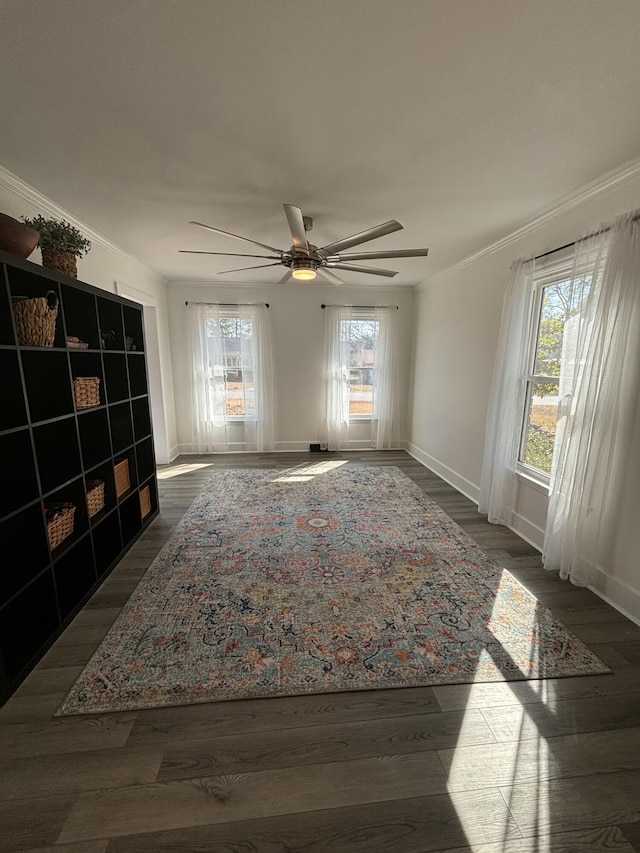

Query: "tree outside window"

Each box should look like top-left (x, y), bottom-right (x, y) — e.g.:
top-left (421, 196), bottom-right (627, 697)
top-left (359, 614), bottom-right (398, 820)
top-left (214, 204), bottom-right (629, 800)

top-left (339, 319), bottom-right (380, 416)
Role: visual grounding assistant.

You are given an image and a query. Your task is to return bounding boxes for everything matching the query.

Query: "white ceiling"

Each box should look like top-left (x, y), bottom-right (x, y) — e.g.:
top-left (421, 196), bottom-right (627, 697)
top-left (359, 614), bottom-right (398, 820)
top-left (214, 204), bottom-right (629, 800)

top-left (2, 0), bottom-right (640, 287)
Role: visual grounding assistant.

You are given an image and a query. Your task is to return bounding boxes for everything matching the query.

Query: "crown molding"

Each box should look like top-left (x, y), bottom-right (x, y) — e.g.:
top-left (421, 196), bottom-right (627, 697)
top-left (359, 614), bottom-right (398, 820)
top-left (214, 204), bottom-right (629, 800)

top-left (447, 156), bottom-right (640, 274)
top-left (0, 164), bottom-right (140, 262)
top-left (168, 277), bottom-right (415, 292)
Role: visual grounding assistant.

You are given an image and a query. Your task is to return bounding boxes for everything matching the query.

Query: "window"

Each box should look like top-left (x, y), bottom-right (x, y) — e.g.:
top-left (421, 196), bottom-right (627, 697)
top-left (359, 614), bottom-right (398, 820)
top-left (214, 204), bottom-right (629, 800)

top-left (189, 302), bottom-right (273, 452)
top-left (323, 305), bottom-right (401, 451)
top-left (519, 256), bottom-right (591, 479)
top-left (339, 318), bottom-right (380, 417)
top-left (206, 315), bottom-right (255, 418)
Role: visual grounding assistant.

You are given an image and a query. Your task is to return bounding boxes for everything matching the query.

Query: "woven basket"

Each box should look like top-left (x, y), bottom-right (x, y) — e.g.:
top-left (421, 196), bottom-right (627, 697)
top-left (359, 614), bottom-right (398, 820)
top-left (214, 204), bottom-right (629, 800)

top-left (114, 459), bottom-right (130, 498)
top-left (12, 291), bottom-right (58, 346)
top-left (86, 480), bottom-right (105, 517)
top-left (41, 248), bottom-right (77, 279)
top-left (139, 485), bottom-right (151, 520)
top-left (46, 503), bottom-right (75, 550)
top-left (73, 376), bottom-right (100, 409)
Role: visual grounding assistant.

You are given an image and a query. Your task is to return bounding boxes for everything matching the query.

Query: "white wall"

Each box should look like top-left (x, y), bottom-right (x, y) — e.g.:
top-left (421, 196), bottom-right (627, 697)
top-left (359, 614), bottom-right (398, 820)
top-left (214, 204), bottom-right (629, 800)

top-left (0, 168), bottom-right (178, 464)
top-left (166, 280), bottom-right (415, 453)
top-left (409, 162), bottom-right (640, 622)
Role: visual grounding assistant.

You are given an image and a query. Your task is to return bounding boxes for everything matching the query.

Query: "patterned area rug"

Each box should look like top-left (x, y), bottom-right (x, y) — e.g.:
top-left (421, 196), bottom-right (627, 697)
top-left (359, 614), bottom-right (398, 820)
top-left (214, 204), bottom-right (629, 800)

top-left (57, 465), bottom-right (609, 715)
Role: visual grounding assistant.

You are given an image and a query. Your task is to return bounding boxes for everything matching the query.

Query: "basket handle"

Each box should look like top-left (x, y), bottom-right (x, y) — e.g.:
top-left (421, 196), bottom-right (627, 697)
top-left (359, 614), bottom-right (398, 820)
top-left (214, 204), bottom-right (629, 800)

top-left (46, 291), bottom-right (58, 310)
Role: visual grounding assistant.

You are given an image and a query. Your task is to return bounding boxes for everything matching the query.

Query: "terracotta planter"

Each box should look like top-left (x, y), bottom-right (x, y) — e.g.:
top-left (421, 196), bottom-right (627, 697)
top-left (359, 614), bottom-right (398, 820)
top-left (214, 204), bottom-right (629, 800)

top-left (0, 212), bottom-right (40, 259)
top-left (41, 248), bottom-right (77, 278)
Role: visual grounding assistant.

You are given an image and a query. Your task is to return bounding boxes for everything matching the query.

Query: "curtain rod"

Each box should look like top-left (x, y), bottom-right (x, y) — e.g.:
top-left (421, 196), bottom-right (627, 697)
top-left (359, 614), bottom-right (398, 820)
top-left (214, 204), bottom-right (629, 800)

top-left (321, 303), bottom-right (398, 309)
top-left (534, 213), bottom-right (640, 261)
top-left (185, 301), bottom-right (269, 307)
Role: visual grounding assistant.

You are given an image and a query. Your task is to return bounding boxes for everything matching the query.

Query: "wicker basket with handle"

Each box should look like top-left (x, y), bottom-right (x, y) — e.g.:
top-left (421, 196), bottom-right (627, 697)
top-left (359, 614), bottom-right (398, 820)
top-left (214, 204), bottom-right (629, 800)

top-left (139, 485), bottom-right (151, 519)
top-left (86, 480), bottom-right (105, 517)
top-left (73, 376), bottom-right (100, 409)
top-left (114, 459), bottom-right (130, 498)
top-left (45, 503), bottom-right (75, 550)
top-left (12, 291), bottom-right (59, 346)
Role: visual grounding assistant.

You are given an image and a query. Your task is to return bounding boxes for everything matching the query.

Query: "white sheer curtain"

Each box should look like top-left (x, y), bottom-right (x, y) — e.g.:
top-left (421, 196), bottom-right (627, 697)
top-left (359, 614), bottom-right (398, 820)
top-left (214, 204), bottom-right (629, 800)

top-left (544, 212), bottom-right (640, 584)
top-left (322, 305), bottom-right (401, 450)
top-left (372, 305), bottom-right (402, 449)
top-left (480, 210), bottom-right (640, 586)
top-left (478, 258), bottom-right (535, 525)
top-left (323, 305), bottom-right (350, 450)
top-left (189, 302), bottom-right (273, 453)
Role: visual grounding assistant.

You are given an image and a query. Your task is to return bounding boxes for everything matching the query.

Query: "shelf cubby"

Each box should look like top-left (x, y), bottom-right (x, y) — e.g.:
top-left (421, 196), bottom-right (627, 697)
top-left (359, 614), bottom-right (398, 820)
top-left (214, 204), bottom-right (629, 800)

top-left (21, 349), bottom-right (73, 423)
top-left (119, 490), bottom-right (143, 545)
top-left (0, 249), bottom-right (158, 705)
top-left (78, 409), bottom-right (112, 471)
top-left (123, 305), bottom-right (145, 353)
top-left (60, 283), bottom-right (100, 350)
top-left (53, 536), bottom-right (97, 620)
top-left (109, 401), bottom-right (134, 454)
top-left (0, 571), bottom-right (59, 684)
top-left (132, 395), bottom-right (152, 441)
top-left (103, 352), bottom-right (129, 403)
top-left (127, 353), bottom-right (148, 397)
top-left (0, 429), bottom-right (39, 518)
top-left (85, 459), bottom-right (117, 522)
top-left (0, 504), bottom-right (50, 606)
top-left (0, 349), bottom-right (27, 430)
top-left (97, 297), bottom-right (124, 351)
top-left (33, 416), bottom-right (82, 495)
top-left (0, 271), bottom-right (14, 344)
top-left (92, 512), bottom-right (123, 577)
top-left (136, 436), bottom-right (156, 483)
top-left (45, 476), bottom-right (90, 555)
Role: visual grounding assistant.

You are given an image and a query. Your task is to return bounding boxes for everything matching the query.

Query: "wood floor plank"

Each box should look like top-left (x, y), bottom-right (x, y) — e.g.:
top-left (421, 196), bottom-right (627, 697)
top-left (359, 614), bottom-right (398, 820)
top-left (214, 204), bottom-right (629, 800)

top-left (21, 844), bottom-right (108, 853)
top-left (0, 714), bottom-right (136, 759)
top-left (480, 692), bottom-right (640, 742)
top-left (157, 707), bottom-right (495, 780)
top-left (104, 787), bottom-right (521, 852)
top-left (127, 685), bottom-right (443, 746)
top-left (501, 769), bottom-right (640, 835)
top-left (58, 753), bottom-right (449, 842)
top-left (439, 726), bottom-right (640, 791)
top-left (429, 825), bottom-right (635, 853)
top-left (433, 666), bottom-right (640, 712)
top-left (0, 793), bottom-right (75, 852)
top-left (0, 745), bottom-right (163, 801)
top-left (620, 821), bottom-right (640, 851)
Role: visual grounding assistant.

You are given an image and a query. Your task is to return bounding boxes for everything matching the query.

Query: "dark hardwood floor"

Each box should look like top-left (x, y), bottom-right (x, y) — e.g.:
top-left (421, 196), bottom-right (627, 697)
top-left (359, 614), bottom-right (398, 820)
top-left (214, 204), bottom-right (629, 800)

top-left (1, 451), bottom-right (640, 852)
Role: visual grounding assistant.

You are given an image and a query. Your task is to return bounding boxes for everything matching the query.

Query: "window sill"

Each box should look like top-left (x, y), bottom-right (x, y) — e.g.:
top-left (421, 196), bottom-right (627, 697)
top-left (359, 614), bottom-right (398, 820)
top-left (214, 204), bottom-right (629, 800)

top-left (516, 467), bottom-right (550, 495)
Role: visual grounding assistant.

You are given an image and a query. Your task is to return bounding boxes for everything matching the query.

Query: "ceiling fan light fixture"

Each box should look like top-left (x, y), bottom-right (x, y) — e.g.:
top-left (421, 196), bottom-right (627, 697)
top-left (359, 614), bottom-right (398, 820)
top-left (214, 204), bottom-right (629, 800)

top-left (291, 258), bottom-right (317, 281)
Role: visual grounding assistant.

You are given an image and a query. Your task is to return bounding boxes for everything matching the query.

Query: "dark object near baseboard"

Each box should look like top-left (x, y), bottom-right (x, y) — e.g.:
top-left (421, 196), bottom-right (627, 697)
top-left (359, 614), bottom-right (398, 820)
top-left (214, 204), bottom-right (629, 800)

top-left (310, 443), bottom-right (322, 452)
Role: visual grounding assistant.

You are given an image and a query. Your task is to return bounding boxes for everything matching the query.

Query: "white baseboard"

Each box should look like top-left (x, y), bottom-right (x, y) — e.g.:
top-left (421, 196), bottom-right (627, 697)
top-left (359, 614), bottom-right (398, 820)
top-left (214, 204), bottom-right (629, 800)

top-left (510, 512), bottom-right (545, 552)
top-left (588, 568), bottom-right (640, 627)
top-left (405, 442), bottom-right (481, 504)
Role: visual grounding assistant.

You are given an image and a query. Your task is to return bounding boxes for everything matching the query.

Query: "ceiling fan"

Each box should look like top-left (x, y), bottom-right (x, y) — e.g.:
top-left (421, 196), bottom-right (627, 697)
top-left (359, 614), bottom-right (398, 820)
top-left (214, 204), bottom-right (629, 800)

top-left (179, 204), bottom-right (429, 285)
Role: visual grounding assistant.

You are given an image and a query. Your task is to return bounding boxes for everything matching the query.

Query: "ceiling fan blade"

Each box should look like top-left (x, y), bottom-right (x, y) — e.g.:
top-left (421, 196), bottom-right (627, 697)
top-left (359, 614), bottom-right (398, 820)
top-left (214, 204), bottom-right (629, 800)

top-left (179, 250), bottom-right (281, 259)
top-left (326, 262), bottom-right (398, 278)
top-left (318, 220), bottom-right (403, 256)
top-left (316, 267), bottom-right (344, 286)
top-left (283, 204), bottom-right (309, 253)
top-left (278, 270), bottom-right (293, 284)
top-left (329, 248), bottom-right (429, 261)
top-left (218, 263), bottom-right (282, 274)
top-left (190, 221), bottom-right (282, 254)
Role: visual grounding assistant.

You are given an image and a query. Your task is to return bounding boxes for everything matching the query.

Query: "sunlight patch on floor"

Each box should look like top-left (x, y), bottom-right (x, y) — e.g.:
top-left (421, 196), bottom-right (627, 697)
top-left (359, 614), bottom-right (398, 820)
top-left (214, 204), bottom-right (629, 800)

top-left (157, 462), bottom-right (215, 480)
top-left (273, 458), bottom-right (348, 483)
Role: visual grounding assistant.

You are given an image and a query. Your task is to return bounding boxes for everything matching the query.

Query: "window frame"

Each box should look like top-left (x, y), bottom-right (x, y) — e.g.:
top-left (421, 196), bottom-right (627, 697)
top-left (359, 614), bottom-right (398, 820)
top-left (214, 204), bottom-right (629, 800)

top-left (338, 315), bottom-right (380, 422)
top-left (516, 251), bottom-right (574, 487)
top-left (205, 310), bottom-right (256, 422)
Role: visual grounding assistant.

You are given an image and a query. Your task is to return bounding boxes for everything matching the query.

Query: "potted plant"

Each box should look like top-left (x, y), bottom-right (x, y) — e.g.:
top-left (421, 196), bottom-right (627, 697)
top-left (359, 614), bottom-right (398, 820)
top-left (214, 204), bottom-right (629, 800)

top-left (20, 215), bottom-right (91, 279)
